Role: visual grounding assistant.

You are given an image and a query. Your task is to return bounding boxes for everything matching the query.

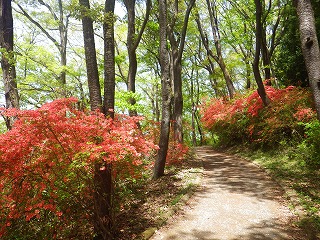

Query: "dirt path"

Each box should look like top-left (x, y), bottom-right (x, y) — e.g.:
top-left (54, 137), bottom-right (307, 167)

top-left (150, 146), bottom-right (306, 240)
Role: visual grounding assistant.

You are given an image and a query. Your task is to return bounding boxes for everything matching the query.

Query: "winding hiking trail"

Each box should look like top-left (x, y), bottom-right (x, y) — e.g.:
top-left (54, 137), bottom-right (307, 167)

top-left (150, 146), bottom-right (306, 240)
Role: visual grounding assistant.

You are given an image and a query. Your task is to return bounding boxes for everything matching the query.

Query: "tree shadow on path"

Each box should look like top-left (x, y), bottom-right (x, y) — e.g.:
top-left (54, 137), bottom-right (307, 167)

top-left (150, 146), bottom-right (307, 240)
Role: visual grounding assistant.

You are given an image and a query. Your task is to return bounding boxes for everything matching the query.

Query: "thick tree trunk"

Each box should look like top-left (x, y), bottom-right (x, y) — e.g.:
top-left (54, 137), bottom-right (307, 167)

top-left (170, 41), bottom-right (183, 143)
top-left (92, 1), bottom-right (115, 239)
top-left (295, 0), bottom-right (320, 119)
top-left (79, 0), bottom-right (102, 111)
top-left (103, 0), bottom-right (115, 119)
top-left (153, 0), bottom-right (171, 179)
top-left (0, 0), bottom-right (19, 130)
top-left (93, 163), bottom-right (112, 240)
top-left (253, 0), bottom-right (270, 106)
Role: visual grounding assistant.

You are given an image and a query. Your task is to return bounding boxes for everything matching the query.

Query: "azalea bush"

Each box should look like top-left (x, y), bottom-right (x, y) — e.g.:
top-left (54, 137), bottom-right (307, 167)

top-left (142, 119), bottom-right (190, 166)
top-left (0, 98), bottom-right (156, 239)
top-left (200, 86), bottom-right (316, 148)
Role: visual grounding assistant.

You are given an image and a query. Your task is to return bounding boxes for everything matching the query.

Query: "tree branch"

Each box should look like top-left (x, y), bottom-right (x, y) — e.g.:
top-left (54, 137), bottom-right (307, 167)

top-left (13, 2), bottom-right (61, 51)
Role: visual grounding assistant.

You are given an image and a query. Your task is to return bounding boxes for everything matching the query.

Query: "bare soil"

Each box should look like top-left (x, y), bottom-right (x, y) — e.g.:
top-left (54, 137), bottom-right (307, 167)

top-left (113, 153), bottom-right (203, 239)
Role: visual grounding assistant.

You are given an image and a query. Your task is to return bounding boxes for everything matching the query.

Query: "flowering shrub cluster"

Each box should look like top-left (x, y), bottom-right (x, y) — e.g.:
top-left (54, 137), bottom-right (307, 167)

top-left (200, 86), bottom-right (316, 147)
top-left (142, 120), bottom-right (190, 166)
top-left (0, 98), bottom-right (157, 239)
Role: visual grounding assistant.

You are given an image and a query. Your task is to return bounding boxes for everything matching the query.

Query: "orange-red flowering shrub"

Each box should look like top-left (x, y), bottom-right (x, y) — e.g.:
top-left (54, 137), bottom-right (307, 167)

top-left (200, 86), bottom-right (316, 147)
top-left (0, 98), bottom-right (157, 239)
top-left (142, 119), bottom-right (190, 166)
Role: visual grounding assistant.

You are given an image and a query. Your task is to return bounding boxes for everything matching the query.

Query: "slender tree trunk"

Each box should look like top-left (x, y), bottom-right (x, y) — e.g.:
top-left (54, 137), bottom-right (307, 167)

top-left (245, 57), bottom-right (251, 89)
top-left (191, 68), bottom-right (196, 146)
top-left (124, 0), bottom-right (151, 116)
top-left (153, 0), bottom-right (171, 179)
top-left (79, 0), bottom-right (102, 111)
top-left (195, 4), bottom-right (235, 99)
top-left (168, 0), bottom-right (195, 143)
top-left (0, 0), bottom-right (19, 130)
top-left (253, 0), bottom-right (270, 106)
top-left (58, 0), bottom-right (67, 87)
top-left (206, 0), bottom-right (235, 99)
top-left (125, 0), bottom-right (138, 116)
top-left (295, 0), bottom-right (320, 119)
top-left (261, 32), bottom-right (271, 80)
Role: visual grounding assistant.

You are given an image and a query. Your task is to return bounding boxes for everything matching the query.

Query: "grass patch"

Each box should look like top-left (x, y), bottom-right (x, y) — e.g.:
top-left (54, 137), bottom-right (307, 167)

top-left (228, 145), bottom-right (320, 238)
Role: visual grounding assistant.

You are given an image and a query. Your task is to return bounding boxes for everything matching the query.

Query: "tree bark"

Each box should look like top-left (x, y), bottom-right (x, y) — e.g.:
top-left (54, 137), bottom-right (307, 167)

top-left (195, 3), bottom-right (235, 99)
top-left (92, 1), bottom-right (115, 239)
top-left (295, 0), bottom-right (320, 119)
top-left (153, 0), bottom-right (171, 179)
top-left (168, 0), bottom-right (195, 143)
top-left (253, 0), bottom-right (270, 106)
top-left (103, 0), bottom-right (115, 119)
top-left (79, 0), bottom-right (102, 111)
top-left (124, 0), bottom-right (151, 117)
top-left (0, 0), bottom-right (19, 130)
top-left (206, 0), bottom-right (235, 99)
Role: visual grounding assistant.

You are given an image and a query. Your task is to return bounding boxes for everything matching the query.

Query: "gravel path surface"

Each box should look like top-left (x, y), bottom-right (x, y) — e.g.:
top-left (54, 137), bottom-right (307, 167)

top-left (150, 146), bottom-right (305, 240)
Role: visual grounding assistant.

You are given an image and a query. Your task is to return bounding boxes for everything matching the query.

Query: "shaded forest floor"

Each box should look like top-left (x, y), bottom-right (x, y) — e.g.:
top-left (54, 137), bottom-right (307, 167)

top-left (113, 152), bottom-right (203, 239)
top-left (151, 146), bottom-right (306, 240)
top-left (228, 146), bottom-right (320, 239)
top-left (113, 145), bottom-right (319, 239)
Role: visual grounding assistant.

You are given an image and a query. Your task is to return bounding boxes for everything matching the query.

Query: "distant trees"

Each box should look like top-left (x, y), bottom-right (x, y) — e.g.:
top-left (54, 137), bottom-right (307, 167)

top-left (14, 0), bottom-right (70, 91)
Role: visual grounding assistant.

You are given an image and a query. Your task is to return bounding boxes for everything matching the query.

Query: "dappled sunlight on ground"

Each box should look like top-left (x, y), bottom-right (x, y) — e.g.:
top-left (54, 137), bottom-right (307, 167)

top-left (151, 146), bottom-right (306, 240)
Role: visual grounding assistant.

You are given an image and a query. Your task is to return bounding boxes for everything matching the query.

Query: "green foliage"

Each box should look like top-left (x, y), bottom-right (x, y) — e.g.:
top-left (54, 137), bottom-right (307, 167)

top-left (303, 120), bottom-right (320, 167)
top-left (115, 90), bottom-right (144, 113)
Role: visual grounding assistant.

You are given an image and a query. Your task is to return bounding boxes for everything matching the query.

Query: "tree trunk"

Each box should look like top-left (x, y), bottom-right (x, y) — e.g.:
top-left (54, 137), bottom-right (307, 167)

top-left (206, 0), bottom-right (235, 99)
top-left (91, 1), bottom-right (115, 239)
top-left (295, 0), bottom-right (320, 119)
top-left (153, 0), bottom-right (171, 179)
top-left (103, 0), bottom-right (115, 119)
top-left (124, 0), bottom-right (151, 116)
top-left (0, 0), bottom-right (19, 130)
top-left (58, 0), bottom-right (67, 88)
top-left (195, 4), bottom-right (235, 99)
top-left (79, 0), bottom-right (102, 111)
top-left (253, 0), bottom-right (270, 106)
top-left (93, 163), bottom-right (112, 240)
top-left (169, 40), bottom-right (183, 143)
top-left (261, 32), bottom-right (271, 80)
top-left (168, 0), bottom-right (195, 143)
